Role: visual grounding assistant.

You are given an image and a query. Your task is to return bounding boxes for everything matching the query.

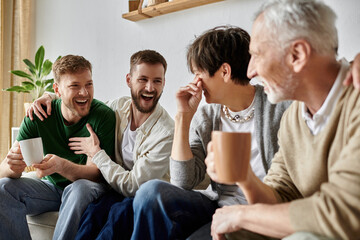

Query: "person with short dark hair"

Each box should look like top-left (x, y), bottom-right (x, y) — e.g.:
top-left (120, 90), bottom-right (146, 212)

top-left (0, 55), bottom-right (116, 240)
top-left (130, 26), bottom-right (291, 240)
top-left (74, 50), bottom-right (173, 240)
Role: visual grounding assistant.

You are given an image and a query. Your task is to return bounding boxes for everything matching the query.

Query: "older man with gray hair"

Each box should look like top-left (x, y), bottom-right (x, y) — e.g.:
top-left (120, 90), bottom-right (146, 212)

top-left (207, 0), bottom-right (360, 239)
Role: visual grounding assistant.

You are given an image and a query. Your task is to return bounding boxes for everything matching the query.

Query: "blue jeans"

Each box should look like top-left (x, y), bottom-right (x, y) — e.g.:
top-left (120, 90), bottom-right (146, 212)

top-left (0, 176), bottom-right (107, 240)
top-left (75, 190), bottom-right (134, 240)
top-left (132, 179), bottom-right (218, 240)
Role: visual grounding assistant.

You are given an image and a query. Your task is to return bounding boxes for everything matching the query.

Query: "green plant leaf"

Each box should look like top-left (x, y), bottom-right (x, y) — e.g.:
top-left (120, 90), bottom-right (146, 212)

top-left (21, 81), bottom-right (36, 89)
top-left (23, 59), bottom-right (36, 71)
top-left (43, 78), bottom-right (54, 85)
top-left (28, 67), bottom-right (36, 76)
top-left (3, 86), bottom-right (29, 93)
top-left (24, 85), bottom-right (35, 91)
top-left (45, 85), bottom-right (55, 92)
top-left (23, 59), bottom-right (36, 76)
top-left (6, 46), bottom-right (57, 100)
top-left (35, 46), bottom-right (45, 72)
top-left (42, 59), bottom-right (53, 76)
top-left (43, 79), bottom-right (54, 91)
top-left (10, 70), bottom-right (33, 81)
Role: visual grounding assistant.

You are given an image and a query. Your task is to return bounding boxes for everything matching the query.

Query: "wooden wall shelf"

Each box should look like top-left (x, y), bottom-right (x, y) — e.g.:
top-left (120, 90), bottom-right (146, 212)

top-left (122, 0), bottom-right (225, 22)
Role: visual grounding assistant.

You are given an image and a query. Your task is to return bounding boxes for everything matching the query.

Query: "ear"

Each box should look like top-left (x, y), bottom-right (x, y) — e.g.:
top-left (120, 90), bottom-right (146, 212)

top-left (288, 39), bottom-right (311, 73)
top-left (53, 82), bottom-right (61, 98)
top-left (221, 63), bottom-right (232, 83)
top-left (126, 73), bottom-right (132, 88)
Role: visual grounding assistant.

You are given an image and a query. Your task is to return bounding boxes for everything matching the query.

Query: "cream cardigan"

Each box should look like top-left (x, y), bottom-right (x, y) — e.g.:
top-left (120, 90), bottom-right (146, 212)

top-left (92, 97), bottom-right (174, 197)
top-left (264, 82), bottom-right (360, 239)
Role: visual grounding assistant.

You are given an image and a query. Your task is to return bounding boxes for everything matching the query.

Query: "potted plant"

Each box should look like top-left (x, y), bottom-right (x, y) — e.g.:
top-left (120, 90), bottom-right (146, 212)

top-left (3, 45), bottom-right (60, 101)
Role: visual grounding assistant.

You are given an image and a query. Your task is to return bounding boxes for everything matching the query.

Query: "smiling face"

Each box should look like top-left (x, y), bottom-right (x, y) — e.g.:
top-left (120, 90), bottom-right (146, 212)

top-left (54, 69), bottom-right (94, 124)
top-left (127, 63), bottom-right (165, 114)
top-left (247, 14), bottom-right (298, 104)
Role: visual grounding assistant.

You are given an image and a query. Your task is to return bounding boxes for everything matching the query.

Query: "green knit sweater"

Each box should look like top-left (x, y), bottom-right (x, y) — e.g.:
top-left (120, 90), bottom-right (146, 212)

top-left (264, 85), bottom-right (360, 239)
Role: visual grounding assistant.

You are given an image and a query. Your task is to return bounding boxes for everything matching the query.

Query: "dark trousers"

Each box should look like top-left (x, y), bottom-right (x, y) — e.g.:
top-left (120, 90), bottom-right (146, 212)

top-left (75, 190), bottom-right (134, 240)
top-left (131, 180), bottom-right (218, 240)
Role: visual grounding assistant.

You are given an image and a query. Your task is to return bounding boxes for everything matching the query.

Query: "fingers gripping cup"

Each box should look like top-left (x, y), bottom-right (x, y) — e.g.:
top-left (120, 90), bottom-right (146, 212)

top-left (212, 131), bottom-right (251, 184)
top-left (19, 137), bottom-right (44, 166)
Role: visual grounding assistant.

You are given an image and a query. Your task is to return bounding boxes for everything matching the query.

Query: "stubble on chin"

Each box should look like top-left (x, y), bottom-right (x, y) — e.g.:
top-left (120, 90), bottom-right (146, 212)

top-left (131, 92), bottom-right (161, 114)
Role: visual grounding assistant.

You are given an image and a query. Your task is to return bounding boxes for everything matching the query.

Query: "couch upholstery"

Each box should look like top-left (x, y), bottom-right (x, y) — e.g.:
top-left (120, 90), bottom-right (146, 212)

top-left (27, 212), bottom-right (57, 240)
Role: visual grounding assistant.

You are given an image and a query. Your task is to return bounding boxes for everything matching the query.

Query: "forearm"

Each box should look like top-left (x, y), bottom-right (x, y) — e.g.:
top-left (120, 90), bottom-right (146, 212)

top-left (93, 148), bottom-right (170, 197)
top-left (171, 113), bottom-right (194, 161)
top-left (237, 170), bottom-right (278, 204)
top-left (239, 203), bottom-right (294, 238)
top-left (45, 92), bottom-right (57, 100)
top-left (92, 150), bottom-right (134, 195)
top-left (59, 160), bottom-right (101, 182)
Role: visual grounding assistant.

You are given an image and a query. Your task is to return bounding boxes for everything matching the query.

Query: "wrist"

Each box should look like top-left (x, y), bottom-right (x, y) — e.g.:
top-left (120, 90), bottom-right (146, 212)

top-left (236, 169), bottom-right (256, 189)
top-left (57, 156), bottom-right (67, 175)
top-left (90, 146), bottom-right (102, 158)
top-left (44, 91), bottom-right (57, 101)
top-left (91, 149), bottom-right (105, 165)
top-left (235, 205), bottom-right (246, 229)
top-left (44, 93), bottom-right (51, 100)
top-left (175, 112), bottom-right (193, 124)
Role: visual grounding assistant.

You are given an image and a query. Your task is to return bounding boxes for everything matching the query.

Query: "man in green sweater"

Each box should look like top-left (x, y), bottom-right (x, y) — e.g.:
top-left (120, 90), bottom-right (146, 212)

top-left (207, 0), bottom-right (360, 240)
top-left (0, 55), bottom-right (116, 240)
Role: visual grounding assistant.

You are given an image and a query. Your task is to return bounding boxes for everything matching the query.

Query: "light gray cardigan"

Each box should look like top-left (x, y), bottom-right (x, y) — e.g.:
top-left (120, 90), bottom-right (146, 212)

top-left (170, 85), bottom-right (291, 200)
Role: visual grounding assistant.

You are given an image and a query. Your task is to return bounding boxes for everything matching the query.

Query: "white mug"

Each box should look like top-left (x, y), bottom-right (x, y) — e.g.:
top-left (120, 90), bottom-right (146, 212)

top-left (19, 137), bottom-right (44, 166)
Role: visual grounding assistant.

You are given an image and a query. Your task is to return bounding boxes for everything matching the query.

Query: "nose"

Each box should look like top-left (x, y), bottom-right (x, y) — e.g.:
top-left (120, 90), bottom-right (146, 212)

top-left (247, 56), bottom-right (258, 79)
top-left (145, 81), bottom-right (154, 92)
top-left (79, 86), bottom-right (88, 96)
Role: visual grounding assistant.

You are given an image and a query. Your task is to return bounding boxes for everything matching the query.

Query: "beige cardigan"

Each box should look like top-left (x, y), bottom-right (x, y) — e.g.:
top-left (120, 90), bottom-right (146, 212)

top-left (92, 97), bottom-right (174, 197)
top-left (264, 83), bottom-right (360, 239)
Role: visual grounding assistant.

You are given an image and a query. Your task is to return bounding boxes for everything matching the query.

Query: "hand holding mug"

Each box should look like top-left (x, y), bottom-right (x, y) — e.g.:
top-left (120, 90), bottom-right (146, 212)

top-left (211, 131), bottom-right (251, 185)
top-left (19, 137), bottom-right (44, 166)
top-left (205, 141), bottom-right (219, 182)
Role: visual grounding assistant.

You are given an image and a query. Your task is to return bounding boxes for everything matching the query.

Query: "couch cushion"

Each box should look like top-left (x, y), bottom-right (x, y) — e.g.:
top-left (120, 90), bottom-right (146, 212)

top-left (27, 211), bottom-right (58, 240)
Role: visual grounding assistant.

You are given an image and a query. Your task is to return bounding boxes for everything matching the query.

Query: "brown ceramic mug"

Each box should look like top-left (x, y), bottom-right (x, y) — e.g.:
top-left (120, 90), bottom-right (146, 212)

top-left (211, 131), bottom-right (251, 184)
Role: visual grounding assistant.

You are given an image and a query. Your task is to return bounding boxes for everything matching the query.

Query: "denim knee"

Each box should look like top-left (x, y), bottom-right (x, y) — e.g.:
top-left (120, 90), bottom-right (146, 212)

top-left (0, 177), bottom-right (27, 201)
top-left (0, 178), bottom-right (15, 199)
top-left (133, 179), bottom-right (169, 209)
top-left (62, 179), bottom-right (105, 203)
top-left (0, 177), bottom-right (12, 190)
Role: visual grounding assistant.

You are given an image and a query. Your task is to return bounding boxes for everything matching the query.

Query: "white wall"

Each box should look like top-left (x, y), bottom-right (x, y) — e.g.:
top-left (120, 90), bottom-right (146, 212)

top-left (34, 0), bottom-right (360, 118)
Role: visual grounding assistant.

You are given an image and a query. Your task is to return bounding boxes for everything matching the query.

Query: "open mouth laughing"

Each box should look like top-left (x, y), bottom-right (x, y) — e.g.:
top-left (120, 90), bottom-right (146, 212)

top-left (74, 99), bottom-right (89, 107)
top-left (141, 93), bottom-right (155, 102)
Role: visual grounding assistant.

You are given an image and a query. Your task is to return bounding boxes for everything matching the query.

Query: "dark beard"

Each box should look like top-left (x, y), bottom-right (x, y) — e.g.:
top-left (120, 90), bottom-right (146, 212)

top-left (131, 90), bottom-right (162, 114)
